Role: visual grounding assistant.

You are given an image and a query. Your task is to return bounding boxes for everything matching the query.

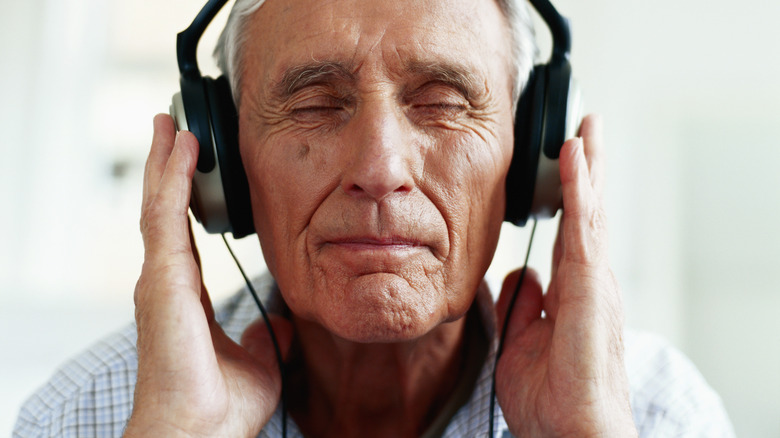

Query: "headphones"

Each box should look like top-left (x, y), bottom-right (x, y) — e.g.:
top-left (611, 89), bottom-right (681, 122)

top-left (171, 0), bottom-right (582, 238)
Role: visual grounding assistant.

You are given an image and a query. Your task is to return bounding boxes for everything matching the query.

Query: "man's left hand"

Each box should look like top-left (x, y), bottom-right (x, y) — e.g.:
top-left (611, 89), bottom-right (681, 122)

top-left (495, 115), bottom-right (638, 437)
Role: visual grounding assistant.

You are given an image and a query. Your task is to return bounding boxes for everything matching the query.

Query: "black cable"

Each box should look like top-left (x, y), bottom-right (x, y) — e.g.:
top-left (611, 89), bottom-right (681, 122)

top-left (488, 218), bottom-right (538, 437)
top-left (221, 234), bottom-right (287, 438)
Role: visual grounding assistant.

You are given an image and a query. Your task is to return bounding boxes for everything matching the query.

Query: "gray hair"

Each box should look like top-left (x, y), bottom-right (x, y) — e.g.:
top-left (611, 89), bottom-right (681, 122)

top-left (214, 0), bottom-right (538, 109)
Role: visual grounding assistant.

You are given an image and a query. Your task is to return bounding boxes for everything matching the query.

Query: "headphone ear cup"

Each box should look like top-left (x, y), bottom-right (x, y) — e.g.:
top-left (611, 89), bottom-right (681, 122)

top-left (178, 77), bottom-right (217, 173)
top-left (171, 77), bottom-right (226, 233)
top-left (505, 58), bottom-right (580, 226)
top-left (505, 65), bottom-right (546, 226)
top-left (204, 76), bottom-right (254, 238)
top-left (540, 59), bottom-right (573, 160)
top-left (170, 75), bottom-right (254, 238)
top-left (530, 58), bottom-right (578, 220)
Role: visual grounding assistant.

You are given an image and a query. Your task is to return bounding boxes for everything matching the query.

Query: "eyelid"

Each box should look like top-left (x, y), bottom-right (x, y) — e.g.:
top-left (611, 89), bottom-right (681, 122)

top-left (288, 87), bottom-right (351, 111)
top-left (286, 91), bottom-right (351, 127)
top-left (407, 81), bottom-right (471, 107)
top-left (292, 97), bottom-right (346, 109)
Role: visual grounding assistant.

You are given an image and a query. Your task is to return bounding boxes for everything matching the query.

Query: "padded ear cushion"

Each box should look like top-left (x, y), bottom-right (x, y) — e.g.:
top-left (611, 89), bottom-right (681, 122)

top-left (505, 65), bottom-right (547, 226)
top-left (204, 76), bottom-right (255, 238)
top-left (539, 59), bottom-right (572, 160)
top-left (179, 77), bottom-right (217, 172)
top-left (172, 78), bottom-right (229, 233)
top-left (520, 58), bottom-right (573, 220)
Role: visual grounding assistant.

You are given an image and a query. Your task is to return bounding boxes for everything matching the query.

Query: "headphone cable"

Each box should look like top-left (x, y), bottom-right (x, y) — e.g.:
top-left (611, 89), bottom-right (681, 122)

top-left (221, 234), bottom-right (288, 438)
top-left (488, 218), bottom-right (538, 437)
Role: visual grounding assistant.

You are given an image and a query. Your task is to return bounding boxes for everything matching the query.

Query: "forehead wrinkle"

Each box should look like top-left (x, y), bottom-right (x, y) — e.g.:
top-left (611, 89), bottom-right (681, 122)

top-left (270, 61), bottom-right (356, 101)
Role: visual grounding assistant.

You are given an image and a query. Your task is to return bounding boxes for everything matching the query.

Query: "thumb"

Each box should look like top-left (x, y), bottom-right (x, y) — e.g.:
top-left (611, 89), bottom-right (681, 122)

top-left (495, 267), bottom-right (544, 339)
top-left (241, 315), bottom-right (295, 368)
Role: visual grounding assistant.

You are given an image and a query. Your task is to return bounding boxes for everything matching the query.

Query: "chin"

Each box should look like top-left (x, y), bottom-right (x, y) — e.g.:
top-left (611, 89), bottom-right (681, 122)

top-left (317, 273), bottom-right (451, 344)
top-left (327, 310), bottom-right (436, 344)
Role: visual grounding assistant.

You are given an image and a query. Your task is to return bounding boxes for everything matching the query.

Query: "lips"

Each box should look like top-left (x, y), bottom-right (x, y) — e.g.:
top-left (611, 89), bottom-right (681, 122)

top-left (326, 236), bottom-right (424, 248)
top-left (320, 235), bottom-right (430, 261)
top-left (315, 234), bottom-right (433, 276)
top-left (306, 195), bottom-right (450, 265)
top-left (311, 207), bottom-right (436, 251)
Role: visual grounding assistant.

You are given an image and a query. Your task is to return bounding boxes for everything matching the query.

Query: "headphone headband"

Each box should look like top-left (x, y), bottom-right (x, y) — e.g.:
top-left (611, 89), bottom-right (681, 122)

top-left (174, 0), bottom-right (580, 234)
top-left (177, 0), bottom-right (230, 80)
top-left (529, 0), bottom-right (571, 61)
top-left (177, 0), bottom-right (572, 78)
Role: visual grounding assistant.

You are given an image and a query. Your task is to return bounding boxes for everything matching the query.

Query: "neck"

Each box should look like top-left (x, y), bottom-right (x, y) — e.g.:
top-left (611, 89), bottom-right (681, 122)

top-left (287, 313), bottom-right (469, 438)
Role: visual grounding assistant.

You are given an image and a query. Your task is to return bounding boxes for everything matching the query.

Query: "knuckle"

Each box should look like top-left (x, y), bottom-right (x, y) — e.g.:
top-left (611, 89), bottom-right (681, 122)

top-left (589, 205), bottom-right (606, 233)
top-left (139, 212), bottom-right (150, 234)
top-left (139, 202), bottom-right (167, 238)
top-left (133, 277), bottom-right (144, 306)
top-left (568, 204), bottom-right (609, 265)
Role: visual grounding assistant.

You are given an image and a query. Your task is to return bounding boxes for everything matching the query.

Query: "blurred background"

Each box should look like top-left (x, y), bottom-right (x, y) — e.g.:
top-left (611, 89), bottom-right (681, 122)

top-left (1, 0), bottom-right (778, 435)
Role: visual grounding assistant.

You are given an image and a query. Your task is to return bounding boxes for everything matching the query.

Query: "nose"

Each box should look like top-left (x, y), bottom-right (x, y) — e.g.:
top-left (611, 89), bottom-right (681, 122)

top-left (340, 99), bottom-right (414, 201)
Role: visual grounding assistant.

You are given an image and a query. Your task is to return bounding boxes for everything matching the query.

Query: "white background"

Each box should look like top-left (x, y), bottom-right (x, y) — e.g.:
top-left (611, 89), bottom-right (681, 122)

top-left (2, 0), bottom-right (779, 436)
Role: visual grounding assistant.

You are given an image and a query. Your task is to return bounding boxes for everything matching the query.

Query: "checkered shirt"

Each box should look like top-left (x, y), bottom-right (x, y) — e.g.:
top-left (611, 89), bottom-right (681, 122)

top-left (14, 274), bottom-right (735, 437)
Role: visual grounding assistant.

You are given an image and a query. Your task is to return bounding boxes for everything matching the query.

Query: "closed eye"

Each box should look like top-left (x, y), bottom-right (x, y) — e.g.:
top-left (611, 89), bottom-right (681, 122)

top-left (407, 85), bottom-right (470, 124)
top-left (417, 102), bottom-right (468, 111)
top-left (406, 81), bottom-right (470, 116)
top-left (289, 93), bottom-right (351, 125)
top-left (292, 105), bottom-right (345, 114)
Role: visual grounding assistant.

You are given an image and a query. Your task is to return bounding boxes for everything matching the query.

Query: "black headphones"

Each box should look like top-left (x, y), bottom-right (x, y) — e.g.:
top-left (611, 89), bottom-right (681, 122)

top-left (171, 0), bottom-right (581, 238)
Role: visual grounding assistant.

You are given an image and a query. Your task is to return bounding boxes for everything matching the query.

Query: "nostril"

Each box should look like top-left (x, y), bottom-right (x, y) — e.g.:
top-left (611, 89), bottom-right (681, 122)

top-left (345, 181), bottom-right (411, 196)
top-left (344, 182), bottom-right (365, 197)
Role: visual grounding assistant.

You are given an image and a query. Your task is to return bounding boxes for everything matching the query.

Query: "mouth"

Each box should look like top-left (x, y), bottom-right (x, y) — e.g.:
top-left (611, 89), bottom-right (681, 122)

top-left (307, 201), bottom-right (449, 268)
top-left (325, 236), bottom-right (425, 250)
top-left (317, 235), bottom-right (433, 271)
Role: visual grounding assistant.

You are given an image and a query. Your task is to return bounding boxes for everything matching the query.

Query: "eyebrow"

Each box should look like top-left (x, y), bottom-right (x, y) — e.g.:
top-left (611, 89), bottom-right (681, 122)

top-left (268, 58), bottom-right (484, 102)
top-left (270, 61), bottom-right (355, 101)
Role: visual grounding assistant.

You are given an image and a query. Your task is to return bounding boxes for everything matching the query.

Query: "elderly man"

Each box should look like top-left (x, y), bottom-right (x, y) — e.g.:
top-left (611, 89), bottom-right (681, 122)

top-left (15, 0), bottom-right (734, 437)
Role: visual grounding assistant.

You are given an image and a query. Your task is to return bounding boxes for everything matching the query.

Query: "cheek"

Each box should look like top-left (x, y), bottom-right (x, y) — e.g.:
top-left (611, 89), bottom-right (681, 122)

top-left (239, 128), bottom-right (342, 285)
top-left (422, 133), bottom-right (510, 306)
top-left (239, 111), bottom-right (512, 337)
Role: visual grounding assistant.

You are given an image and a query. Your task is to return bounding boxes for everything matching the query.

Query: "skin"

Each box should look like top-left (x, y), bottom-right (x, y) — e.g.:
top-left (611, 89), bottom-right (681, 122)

top-left (496, 119), bottom-right (637, 437)
top-left (126, 0), bottom-right (637, 437)
top-left (238, 0), bottom-right (514, 344)
top-left (236, 1), bottom-right (513, 435)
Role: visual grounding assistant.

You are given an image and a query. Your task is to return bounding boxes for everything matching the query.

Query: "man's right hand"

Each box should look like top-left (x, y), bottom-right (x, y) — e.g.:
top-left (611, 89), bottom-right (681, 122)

top-left (124, 114), bottom-right (292, 438)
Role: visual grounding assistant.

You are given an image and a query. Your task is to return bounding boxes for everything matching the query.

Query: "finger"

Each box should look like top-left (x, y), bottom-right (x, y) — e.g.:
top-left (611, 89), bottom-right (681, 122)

top-left (496, 267), bottom-right (544, 339)
top-left (551, 115), bottom-right (602, 285)
top-left (155, 130), bottom-right (199, 215)
top-left (578, 114), bottom-right (605, 198)
top-left (143, 114), bottom-right (177, 207)
top-left (141, 130), bottom-right (200, 258)
top-left (550, 215), bottom-right (564, 280)
top-left (546, 216), bottom-right (565, 320)
top-left (559, 136), bottom-right (608, 267)
top-left (188, 218), bottom-right (216, 324)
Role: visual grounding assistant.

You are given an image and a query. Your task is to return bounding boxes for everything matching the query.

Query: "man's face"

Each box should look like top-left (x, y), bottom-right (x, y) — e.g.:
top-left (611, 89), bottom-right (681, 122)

top-left (238, 0), bottom-right (515, 342)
